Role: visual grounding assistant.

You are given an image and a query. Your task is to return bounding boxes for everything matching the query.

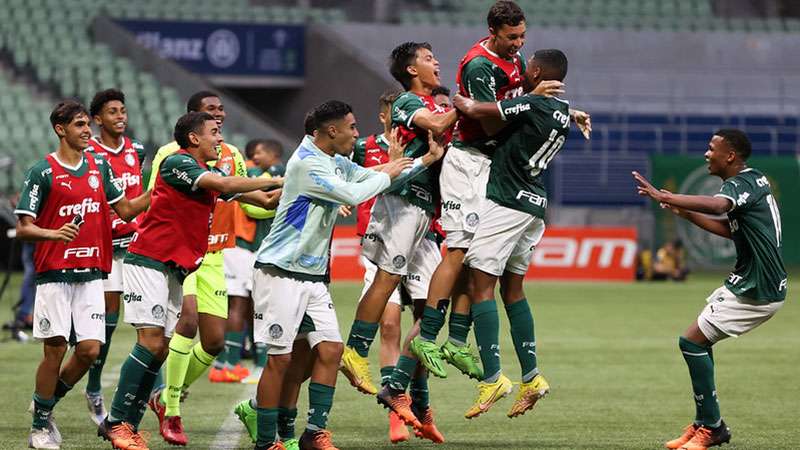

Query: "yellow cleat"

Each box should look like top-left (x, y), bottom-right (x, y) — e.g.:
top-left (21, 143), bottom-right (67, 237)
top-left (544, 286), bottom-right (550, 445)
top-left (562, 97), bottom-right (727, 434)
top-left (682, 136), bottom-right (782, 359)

top-left (339, 346), bottom-right (377, 395)
top-left (507, 373), bottom-right (550, 418)
top-left (464, 374), bottom-right (513, 419)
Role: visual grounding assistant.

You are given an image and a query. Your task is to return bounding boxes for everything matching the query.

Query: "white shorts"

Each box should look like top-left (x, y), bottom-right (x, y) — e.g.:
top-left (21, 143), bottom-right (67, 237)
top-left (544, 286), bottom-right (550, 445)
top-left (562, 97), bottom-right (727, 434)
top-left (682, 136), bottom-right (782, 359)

top-left (439, 146), bottom-right (491, 249)
top-left (252, 267), bottom-right (342, 355)
top-left (33, 280), bottom-right (105, 343)
top-left (103, 255), bottom-right (125, 292)
top-left (360, 256), bottom-right (402, 306)
top-left (402, 237), bottom-right (442, 300)
top-left (464, 200), bottom-right (546, 277)
top-left (121, 264), bottom-right (183, 338)
top-left (361, 195), bottom-right (431, 276)
top-left (224, 246), bottom-right (255, 297)
top-left (697, 286), bottom-right (784, 344)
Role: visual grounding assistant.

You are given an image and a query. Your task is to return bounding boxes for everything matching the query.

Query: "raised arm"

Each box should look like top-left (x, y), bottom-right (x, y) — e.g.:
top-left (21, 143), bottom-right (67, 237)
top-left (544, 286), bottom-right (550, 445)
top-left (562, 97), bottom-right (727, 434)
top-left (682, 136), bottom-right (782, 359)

top-left (633, 171), bottom-right (732, 215)
top-left (197, 172), bottom-right (283, 194)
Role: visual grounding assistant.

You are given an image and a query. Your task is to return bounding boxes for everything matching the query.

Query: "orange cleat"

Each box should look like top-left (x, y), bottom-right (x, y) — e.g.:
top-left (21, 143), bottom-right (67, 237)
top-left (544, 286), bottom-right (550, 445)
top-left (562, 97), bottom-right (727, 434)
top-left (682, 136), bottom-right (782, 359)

top-left (160, 415), bottom-right (188, 446)
top-left (679, 422), bottom-right (731, 450)
top-left (388, 411), bottom-right (409, 444)
top-left (412, 406), bottom-right (445, 444)
top-left (666, 424), bottom-right (699, 449)
top-left (231, 364), bottom-right (251, 380)
top-left (99, 421), bottom-right (149, 450)
top-left (299, 430), bottom-right (339, 450)
top-left (208, 367), bottom-right (241, 383)
top-left (376, 386), bottom-right (422, 430)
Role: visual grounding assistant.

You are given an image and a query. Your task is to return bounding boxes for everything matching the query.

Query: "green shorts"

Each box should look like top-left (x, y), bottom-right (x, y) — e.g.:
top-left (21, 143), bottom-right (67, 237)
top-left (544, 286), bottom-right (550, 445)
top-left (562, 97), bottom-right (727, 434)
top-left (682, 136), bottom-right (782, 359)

top-left (182, 251), bottom-right (228, 319)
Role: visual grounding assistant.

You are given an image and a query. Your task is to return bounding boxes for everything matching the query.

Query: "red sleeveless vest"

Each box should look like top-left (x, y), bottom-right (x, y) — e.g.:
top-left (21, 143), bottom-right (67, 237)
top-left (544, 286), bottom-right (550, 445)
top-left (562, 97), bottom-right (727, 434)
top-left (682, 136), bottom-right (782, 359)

top-left (34, 153), bottom-right (113, 274)
top-left (128, 149), bottom-right (218, 272)
top-left (455, 38), bottom-right (525, 143)
top-left (356, 135), bottom-right (388, 237)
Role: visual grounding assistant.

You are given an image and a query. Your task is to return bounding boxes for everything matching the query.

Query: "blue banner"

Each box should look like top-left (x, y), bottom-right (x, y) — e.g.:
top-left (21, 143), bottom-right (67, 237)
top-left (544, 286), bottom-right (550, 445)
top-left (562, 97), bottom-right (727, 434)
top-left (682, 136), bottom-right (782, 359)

top-left (117, 19), bottom-right (304, 78)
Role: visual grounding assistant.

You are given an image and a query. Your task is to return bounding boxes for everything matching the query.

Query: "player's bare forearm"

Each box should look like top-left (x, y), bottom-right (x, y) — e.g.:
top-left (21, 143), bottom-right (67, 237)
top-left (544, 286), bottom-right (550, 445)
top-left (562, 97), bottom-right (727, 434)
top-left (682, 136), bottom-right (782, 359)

top-left (661, 193), bottom-right (731, 215)
top-left (201, 173), bottom-right (283, 194)
top-left (412, 108), bottom-right (457, 136)
top-left (112, 191), bottom-right (151, 221)
top-left (682, 211), bottom-right (732, 239)
top-left (238, 189), bottom-right (281, 210)
top-left (15, 216), bottom-right (77, 242)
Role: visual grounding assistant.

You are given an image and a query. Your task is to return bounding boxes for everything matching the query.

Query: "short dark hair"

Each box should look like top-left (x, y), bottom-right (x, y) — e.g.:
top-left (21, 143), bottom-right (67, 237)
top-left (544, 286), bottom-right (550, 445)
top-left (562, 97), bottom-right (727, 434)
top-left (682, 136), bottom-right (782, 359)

top-left (303, 111), bottom-right (316, 135)
top-left (309, 100), bottom-right (353, 131)
top-left (89, 89), bottom-right (125, 117)
top-left (378, 90), bottom-right (402, 109)
top-left (389, 42), bottom-right (432, 90)
top-left (487, 1), bottom-right (525, 30)
top-left (431, 86), bottom-right (451, 97)
top-left (714, 129), bottom-right (752, 160)
top-left (245, 138), bottom-right (283, 159)
top-left (50, 101), bottom-right (89, 129)
top-left (186, 90), bottom-right (220, 113)
top-left (174, 111), bottom-right (215, 149)
top-left (533, 49), bottom-right (568, 81)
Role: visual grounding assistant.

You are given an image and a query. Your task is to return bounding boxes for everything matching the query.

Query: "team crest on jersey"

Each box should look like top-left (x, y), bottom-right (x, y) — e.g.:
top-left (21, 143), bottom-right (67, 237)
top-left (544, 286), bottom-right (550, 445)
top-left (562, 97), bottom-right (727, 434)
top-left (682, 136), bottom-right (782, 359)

top-left (392, 255), bottom-right (407, 269)
top-left (269, 323), bottom-right (283, 339)
top-left (151, 305), bottom-right (165, 319)
top-left (39, 318), bottom-right (51, 333)
top-left (88, 175), bottom-right (100, 190)
top-left (219, 162), bottom-right (232, 175)
top-left (125, 153), bottom-right (136, 166)
top-left (465, 212), bottom-right (479, 228)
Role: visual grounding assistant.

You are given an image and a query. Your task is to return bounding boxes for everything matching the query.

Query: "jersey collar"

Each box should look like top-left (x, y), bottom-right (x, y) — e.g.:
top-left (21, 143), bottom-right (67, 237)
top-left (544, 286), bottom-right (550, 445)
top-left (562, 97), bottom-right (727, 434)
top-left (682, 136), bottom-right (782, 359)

top-left (51, 152), bottom-right (85, 171)
top-left (90, 135), bottom-right (125, 154)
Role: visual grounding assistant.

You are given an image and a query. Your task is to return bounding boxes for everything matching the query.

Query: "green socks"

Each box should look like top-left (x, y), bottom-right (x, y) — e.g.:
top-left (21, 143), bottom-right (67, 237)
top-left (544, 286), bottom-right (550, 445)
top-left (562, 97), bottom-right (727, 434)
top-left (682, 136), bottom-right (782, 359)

top-left (505, 299), bottom-right (538, 382)
top-left (410, 371), bottom-right (429, 411)
top-left (183, 342), bottom-right (215, 388)
top-left (473, 300), bottom-right (501, 383)
top-left (162, 333), bottom-right (194, 417)
top-left (447, 311), bottom-right (471, 345)
top-left (224, 331), bottom-right (244, 367)
top-left (108, 343), bottom-right (155, 423)
top-left (53, 378), bottom-right (73, 404)
top-left (346, 320), bottom-right (379, 357)
top-left (420, 302), bottom-right (447, 341)
top-left (277, 407), bottom-right (298, 440)
top-left (31, 393), bottom-right (56, 429)
top-left (679, 336), bottom-right (721, 427)
top-left (380, 365), bottom-right (395, 387)
top-left (306, 382), bottom-right (335, 432)
top-left (387, 355), bottom-right (417, 393)
top-left (86, 310), bottom-right (119, 394)
top-left (256, 407), bottom-right (279, 446)
top-left (254, 343), bottom-right (268, 368)
top-left (128, 358), bottom-right (163, 428)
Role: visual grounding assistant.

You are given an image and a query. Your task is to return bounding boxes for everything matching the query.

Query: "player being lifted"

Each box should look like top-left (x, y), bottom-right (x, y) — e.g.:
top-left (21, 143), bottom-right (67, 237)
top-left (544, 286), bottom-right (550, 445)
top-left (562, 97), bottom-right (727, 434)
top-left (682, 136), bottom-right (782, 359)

top-left (234, 100), bottom-right (441, 450)
top-left (340, 41), bottom-right (457, 398)
top-left (83, 89), bottom-right (148, 426)
top-left (98, 111), bottom-right (281, 450)
top-left (15, 101), bottom-right (150, 450)
top-left (633, 130), bottom-right (787, 450)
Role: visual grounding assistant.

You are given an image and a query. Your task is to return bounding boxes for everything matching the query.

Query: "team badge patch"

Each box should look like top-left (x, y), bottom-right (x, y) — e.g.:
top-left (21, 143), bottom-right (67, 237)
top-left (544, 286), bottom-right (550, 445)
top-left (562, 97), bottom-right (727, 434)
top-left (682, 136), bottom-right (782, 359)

top-left (151, 305), bottom-right (165, 319)
top-left (465, 212), bottom-right (480, 229)
top-left (88, 175), bottom-right (100, 190)
top-left (125, 153), bottom-right (136, 166)
top-left (220, 163), bottom-right (232, 175)
top-left (39, 318), bottom-right (51, 333)
top-left (392, 255), bottom-right (406, 269)
top-left (268, 323), bottom-right (283, 339)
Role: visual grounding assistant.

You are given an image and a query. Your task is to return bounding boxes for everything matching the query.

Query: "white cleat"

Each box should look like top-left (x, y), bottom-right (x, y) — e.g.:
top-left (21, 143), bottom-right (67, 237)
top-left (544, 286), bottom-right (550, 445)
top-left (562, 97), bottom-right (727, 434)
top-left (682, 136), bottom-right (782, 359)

top-left (85, 391), bottom-right (107, 426)
top-left (28, 427), bottom-right (60, 449)
top-left (28, 400), bottom-right (62, 444)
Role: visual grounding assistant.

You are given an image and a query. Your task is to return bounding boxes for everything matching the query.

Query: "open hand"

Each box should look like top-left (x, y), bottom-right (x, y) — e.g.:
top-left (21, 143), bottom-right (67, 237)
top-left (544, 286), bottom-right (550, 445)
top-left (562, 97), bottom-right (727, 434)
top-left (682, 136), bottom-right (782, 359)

top-left (532, 80), bottom-right (565, 97)
top-left (382, 157), bottom-right (414, 179)
top-left (570, 108), bottom-right (592, 140)
top-left (633, 171), bottom-right (667, 202)
top-left (387, 127), bottom-right (408, 161)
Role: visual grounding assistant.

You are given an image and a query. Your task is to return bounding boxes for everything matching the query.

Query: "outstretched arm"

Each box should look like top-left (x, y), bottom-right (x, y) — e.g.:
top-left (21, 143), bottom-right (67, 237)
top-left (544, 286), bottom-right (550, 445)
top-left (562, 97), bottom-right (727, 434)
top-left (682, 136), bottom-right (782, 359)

top-left (633, 171), bottom-right (732, 215)
top-left (660, 202), bottom-right (732, 239)
top-left (197, 172), bottom-right (283, 194)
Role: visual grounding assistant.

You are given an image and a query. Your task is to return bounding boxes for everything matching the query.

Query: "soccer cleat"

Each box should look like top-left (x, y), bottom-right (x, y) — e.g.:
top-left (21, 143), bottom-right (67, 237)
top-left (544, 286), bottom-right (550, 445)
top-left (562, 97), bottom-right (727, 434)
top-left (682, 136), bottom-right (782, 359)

top-left (241, 366), bottom-right (263, 385)
top-left (409, 338), bottom-right (447, 378)
top-left (507, 374), bottom-right (550, 418)
top-left (441, 341), bottom-right (483, 380)
top-left (99, 420), bottom-right (149, 450)
top-left (376, 386), bottom-right (422, 430)
top-left (28, 400), bottom-right (61, 444)
top-left (388, 411), bottom-right (409, 444)
top-left (85, 391), bottom-right (108, 426)
top-left (679, 422), bottom-right (731, 450)
top-left (666, 424), bottom-right (699, 449)
top-left (160, 415), bottom-right (188, 446)
top-left (28, 427), bottom-right (60, 449)
top-left (209, 367), bottom-right (241, 383)
top-left (298, 430), bottom-right (339, 450)
top-left (234, 399), bottom-right (258, 443)
top-left (464, 374), bottom-right (513, 419)
top-left (255, 442), bottom-right (285, 450)
top-left (232, 364), bottom-right (251, 379)
top-left (339, 346), bottom-right (377, 395)
top-left (147, 390), bottom-right (166, 427)
top-left (284, 438), bottom-right (299, 450)
top-left (411, 406), bottom-right (445, 444)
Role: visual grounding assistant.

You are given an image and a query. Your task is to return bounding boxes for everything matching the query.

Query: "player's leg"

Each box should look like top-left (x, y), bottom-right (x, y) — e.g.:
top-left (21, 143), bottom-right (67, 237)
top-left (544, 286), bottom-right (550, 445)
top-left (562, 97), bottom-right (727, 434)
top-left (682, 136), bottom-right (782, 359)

top-left (224, 294), bottom-right (250, 379)
top-left (378, 290), bottom-right (409, 444)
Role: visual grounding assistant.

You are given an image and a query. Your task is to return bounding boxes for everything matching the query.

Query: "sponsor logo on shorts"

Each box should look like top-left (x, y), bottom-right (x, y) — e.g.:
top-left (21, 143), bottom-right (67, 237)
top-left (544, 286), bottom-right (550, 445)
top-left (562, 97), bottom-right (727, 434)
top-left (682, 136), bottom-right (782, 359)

top-left (91, 313), bottom-right (105, 320)
top-left (123, 292), bottom-right (143, 303)
top-left (442, 200), bottom-right (461, 211)
top-left (151, 305), bottom-right (165, 319)
top-left (214, 289), bottom-right (227, 297)
top-left (268, 323), bottom-right (283, 339)
top-left (403, 273), bottom-right (421, 282)
top-left (363, 233), bottom-right (384, 244)
top-left (392, 255), bottom-right (406, 269)
top-left (254, 312), bottom-right (263, 320)
top-left (465, 212), bottom-right (479, 228)
top-left (39, 318), bottom-right (51, 333)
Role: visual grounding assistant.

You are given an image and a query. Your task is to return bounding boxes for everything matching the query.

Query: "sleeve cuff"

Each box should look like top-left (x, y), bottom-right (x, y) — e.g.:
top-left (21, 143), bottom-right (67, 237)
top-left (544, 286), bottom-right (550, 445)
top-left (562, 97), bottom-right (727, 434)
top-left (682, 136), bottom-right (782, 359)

top-left (14, 210), bottom-right (36, 219)
top-left (497, 101), bottom-right (507, 121)
top-left (406, 108), bottom-right (421, 128)
top-left (108, 192), bottom-right (125, 205)
top-left (192, 171), bottom-right (209, 192)
top-left (714, 194), bottom-right (736, 211)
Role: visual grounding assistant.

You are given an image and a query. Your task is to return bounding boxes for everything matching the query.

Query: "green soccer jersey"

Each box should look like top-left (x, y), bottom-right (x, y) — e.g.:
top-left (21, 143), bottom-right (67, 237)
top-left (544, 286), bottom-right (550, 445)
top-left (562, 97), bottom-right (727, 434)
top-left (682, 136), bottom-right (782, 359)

top-left (15, 152), bottom-right (125, 284)
top-left (484, 94), bottom-right (571, 218)
top-left (389, 92), bottom-right (441, 214)
top-left (715, 168), bottom-right (787, 302)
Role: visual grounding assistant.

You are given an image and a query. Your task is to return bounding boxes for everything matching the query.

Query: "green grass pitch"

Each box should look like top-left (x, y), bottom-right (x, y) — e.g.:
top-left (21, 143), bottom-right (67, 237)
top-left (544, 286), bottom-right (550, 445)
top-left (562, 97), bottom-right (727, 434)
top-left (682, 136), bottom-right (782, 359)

top-left (0, 273), bottom-right (797, 449)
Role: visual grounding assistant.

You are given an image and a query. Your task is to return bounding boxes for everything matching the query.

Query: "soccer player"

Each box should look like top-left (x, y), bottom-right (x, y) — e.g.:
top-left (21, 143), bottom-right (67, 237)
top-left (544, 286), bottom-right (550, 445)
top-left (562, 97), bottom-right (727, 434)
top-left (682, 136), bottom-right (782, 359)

top-left (431, 85), bottom-right (452, 109)
top-left (633, 130), bottom-right (786, 450)
top-left (225, 139), bottom-right (285, 385)
top-left (15, 100), bottom-right (149, 449)
top-left (340, 41), bottom-right (457, 398)
top-left (239, 100), bottom-right (441, 450)
top-left (99, 111), bottom-right (281, 450)
top-left (83, 88), bottom-right (148, 426)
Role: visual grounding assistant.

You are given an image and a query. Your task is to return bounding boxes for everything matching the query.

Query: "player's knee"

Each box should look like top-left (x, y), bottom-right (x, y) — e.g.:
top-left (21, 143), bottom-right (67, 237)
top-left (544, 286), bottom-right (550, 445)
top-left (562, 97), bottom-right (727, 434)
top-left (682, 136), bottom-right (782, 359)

top-left (75, 341), bottom-right (101, 364)
top-left (316, 341), bottom-right (344, 366)
top-left (267, 352), bottom-right (292, 371)
top-left (203, 340), bottom-right (224, 356)
top-left (379, 318), bottom-right (401, 343)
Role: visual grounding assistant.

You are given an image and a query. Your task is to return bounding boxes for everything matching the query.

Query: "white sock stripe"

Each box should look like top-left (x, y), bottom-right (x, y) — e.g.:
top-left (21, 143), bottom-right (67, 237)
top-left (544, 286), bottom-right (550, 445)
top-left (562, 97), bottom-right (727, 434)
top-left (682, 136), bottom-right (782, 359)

top-left (225, 341), bottom-right (243, 347)
top-left (681, 351), bottom-right (709, 357)
top-left (129, 354), bottom-right (149, 368)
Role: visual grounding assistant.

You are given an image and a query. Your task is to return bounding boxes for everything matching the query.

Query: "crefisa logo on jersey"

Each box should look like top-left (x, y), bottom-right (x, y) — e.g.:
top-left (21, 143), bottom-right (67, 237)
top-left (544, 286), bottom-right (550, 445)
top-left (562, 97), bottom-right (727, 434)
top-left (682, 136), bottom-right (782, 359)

top-left (206, 29), bottom-right (240, 68)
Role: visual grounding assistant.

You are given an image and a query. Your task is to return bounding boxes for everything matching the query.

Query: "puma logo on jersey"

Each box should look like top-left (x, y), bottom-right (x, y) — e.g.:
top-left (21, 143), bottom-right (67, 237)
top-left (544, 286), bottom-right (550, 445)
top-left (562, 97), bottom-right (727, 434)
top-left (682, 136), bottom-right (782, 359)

top-left (369, 156), bottom-right (383, 164)
top-left (59, 198), bottom-right (101, 217)
top-left (60, 181), bottom-right (72, 190)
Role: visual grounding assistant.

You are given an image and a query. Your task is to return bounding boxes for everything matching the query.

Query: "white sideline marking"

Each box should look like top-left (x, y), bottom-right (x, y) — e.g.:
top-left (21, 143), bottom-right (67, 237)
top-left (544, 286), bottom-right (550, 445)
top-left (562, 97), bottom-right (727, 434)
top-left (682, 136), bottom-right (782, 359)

top-left (211, 382), bottom-right (257, 449)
